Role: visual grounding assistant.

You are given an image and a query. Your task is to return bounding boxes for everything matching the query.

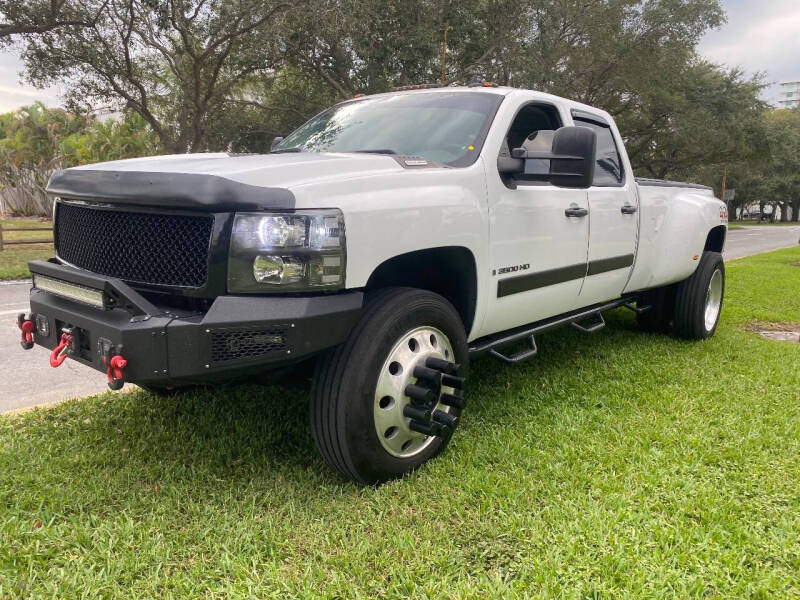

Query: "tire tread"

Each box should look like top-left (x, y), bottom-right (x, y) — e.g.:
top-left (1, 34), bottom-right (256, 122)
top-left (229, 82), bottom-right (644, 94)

top-left (673, 251), bottom-right (724, 340)
top-left (309, 287), bottom-right (466, 483)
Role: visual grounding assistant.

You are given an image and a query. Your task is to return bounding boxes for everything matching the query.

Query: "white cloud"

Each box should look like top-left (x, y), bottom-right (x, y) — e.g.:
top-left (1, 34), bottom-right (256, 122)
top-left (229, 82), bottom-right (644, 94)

top-left (699, 0), bottom-right (800, 102)
top-left (0, 49), bottom-right (62, 112)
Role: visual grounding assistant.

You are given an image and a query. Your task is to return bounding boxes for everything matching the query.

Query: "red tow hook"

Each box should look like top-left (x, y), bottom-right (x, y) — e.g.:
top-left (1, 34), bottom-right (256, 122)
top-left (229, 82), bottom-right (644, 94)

top-left (105, 354), bottom-right (127, 391)
top-left (17, 313), bottom-right (35, 350)
top-left (50, 332), bottom-right (74, 367)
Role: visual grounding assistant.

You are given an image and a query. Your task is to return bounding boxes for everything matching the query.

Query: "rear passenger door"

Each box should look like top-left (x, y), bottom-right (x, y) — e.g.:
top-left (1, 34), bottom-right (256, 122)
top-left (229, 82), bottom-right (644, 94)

top-left (572, 110), bottom-right (639, 304)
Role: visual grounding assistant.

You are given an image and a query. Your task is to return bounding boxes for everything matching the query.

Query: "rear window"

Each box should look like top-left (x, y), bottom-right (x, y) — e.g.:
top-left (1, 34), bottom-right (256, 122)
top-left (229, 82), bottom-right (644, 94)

top-left (573, 117), bottom-right (624, 186)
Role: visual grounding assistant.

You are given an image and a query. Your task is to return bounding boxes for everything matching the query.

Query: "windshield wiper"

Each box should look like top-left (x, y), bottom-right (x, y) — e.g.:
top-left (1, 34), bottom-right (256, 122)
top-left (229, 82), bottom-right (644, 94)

top-left (271, 147), bottom-right (303, 154)
top-left (351, 149), bottom-right (397, 155)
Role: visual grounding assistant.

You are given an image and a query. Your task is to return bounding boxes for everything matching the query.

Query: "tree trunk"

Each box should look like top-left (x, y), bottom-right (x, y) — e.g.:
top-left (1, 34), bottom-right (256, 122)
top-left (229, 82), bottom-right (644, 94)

top-left (727, 200), bottom-right (737, 222)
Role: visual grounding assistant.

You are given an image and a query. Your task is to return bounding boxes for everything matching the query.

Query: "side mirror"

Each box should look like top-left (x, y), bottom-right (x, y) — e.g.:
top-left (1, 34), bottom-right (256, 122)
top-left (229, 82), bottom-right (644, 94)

top-left (270, 136), bottom-right (284, 152)
top-left (546, 126), bottom-right (596, 188)
top-left (499, 126), bottom-right (597, 189)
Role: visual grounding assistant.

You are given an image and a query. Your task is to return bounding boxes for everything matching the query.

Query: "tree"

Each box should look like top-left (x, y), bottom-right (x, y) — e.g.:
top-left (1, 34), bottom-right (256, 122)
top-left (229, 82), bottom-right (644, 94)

top-left (621, 62), bottom-right (766, 180)
top-left (0, 103), bottom-right (158, 215)
top-left (0, 103), bottom-right (87, 215)
top-left (0, 0), bottom-right (95, 41)
top-left (22, 0), bottom-right (298, 153)
top-left (713, 108), bottom-right (800, 222)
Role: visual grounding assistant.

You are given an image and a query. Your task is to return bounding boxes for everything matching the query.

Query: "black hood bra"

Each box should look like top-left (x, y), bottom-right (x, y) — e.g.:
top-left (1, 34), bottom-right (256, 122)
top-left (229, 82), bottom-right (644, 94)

top-left (46, 169), bottom-right (296, 212)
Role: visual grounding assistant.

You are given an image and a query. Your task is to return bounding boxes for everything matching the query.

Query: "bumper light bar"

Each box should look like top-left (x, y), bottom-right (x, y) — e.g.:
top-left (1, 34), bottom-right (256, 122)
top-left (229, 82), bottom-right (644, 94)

top-left (32, 274), bottom-right (106, 309)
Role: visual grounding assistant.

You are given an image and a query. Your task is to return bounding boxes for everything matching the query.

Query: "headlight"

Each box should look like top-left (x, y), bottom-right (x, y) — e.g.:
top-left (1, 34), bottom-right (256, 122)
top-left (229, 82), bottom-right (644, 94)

top-left (228, 210), bottom-right (346, 292)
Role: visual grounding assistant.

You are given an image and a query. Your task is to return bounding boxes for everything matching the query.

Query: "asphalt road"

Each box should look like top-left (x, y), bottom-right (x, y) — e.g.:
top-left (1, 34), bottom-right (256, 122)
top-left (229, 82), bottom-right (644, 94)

top-left (2, 224), bottom-right (799, 414)
top-left (723, 224), bottom-right (800, 260)
top-left (0, 280), bottom-right (110, 413)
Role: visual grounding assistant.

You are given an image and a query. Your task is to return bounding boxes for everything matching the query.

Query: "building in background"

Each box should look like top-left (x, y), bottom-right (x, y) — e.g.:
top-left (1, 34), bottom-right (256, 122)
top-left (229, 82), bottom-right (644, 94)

top-left (777, 80), bottom-right (800, 109)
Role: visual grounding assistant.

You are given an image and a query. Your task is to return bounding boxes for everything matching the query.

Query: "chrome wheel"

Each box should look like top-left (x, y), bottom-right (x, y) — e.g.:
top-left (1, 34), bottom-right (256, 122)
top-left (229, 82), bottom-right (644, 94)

top-left (704, 268), bottom-right (723, 332)
top-left (373, 326), bottom-right (457, 458)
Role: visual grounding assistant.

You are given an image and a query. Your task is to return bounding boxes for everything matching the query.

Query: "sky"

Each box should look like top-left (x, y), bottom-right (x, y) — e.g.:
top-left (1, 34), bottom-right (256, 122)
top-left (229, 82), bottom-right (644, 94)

top-left (0, 0), bottom-right (798, 113)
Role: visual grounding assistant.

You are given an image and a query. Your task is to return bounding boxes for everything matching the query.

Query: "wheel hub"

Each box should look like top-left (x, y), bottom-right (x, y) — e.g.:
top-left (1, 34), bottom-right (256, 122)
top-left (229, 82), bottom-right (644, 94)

top-left (373, 326), bottom-right (463, 458)
top-left (704, 268), bottom-right (723, 332)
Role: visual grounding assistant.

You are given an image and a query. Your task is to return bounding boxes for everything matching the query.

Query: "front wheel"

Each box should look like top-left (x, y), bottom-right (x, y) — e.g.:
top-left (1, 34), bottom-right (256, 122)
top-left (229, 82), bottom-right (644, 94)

top-left (310, 288), bottom-right (468, 484)
top-left (673, 251), bottom-right (725, 340)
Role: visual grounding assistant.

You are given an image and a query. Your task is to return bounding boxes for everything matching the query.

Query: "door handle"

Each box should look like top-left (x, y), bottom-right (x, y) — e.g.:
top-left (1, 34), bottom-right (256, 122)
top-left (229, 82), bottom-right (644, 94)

top-left (621, 204), bottom-right (638, 215)
top-left (564, 207), bottom-right (589, 218)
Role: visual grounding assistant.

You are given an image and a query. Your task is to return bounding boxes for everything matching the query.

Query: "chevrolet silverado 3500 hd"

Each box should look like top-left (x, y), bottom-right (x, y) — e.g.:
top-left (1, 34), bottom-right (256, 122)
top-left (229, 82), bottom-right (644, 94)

top-left (18, 84), bottom-right (728, 483)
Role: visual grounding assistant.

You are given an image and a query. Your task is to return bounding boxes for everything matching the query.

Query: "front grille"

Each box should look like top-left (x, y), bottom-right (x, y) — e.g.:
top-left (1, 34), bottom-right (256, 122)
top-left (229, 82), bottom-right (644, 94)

top-left (211, 327), bottom-right (288, 363)
top-left (55, 202), bottom-right (213, 288)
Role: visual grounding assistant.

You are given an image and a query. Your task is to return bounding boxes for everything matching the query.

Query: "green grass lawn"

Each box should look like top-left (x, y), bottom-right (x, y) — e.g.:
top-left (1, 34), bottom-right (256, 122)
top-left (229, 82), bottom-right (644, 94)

top-left (2, 248), bottom-right (799, 599)
top-left (0, 218), bottom-right (53, 280)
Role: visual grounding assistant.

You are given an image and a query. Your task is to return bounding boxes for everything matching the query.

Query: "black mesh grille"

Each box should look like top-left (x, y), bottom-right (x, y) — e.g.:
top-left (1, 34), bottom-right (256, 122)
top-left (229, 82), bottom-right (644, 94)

top-left (211, 327), bottom-right (288, 363)
top-left (55, 203), bottom-right (213, 288)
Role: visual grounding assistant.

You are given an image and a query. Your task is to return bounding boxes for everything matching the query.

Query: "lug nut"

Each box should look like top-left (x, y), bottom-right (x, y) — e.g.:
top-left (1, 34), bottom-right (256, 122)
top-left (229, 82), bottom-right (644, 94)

top-left (409, 420), bottom-right (441, 436)
top-left (412, 365), bottom-right (441, 384)
top-left (441, 374), bottom-right (465, 390)
top-left (439, 393), bottom-right (465, 409)
top-left (425, 357), bottom-right (460, 375)
top-left (432, 410), bottom-right (458, 428)
top-left (405, 384), bottom-right (436, 404)
top-left (403, 405), bottom-right (432, 422)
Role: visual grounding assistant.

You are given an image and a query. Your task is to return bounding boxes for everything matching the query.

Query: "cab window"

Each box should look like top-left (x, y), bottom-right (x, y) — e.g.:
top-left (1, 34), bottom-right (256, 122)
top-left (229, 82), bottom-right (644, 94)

top-left (499, 103), bottom-right (562, 183)
top-left (572, 113), bottom-right (624, 186)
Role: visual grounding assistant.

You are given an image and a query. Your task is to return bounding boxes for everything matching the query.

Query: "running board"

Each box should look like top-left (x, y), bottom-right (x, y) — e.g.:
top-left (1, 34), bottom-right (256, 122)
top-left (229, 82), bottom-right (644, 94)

top-left (469, 296), bottom-right (636, 363)
top-left (488, 334), bottom-right (537, 364)
top-left (623, 301), bottom-right (651, 315)
top-left (571, 312), bottom-right (605, 333)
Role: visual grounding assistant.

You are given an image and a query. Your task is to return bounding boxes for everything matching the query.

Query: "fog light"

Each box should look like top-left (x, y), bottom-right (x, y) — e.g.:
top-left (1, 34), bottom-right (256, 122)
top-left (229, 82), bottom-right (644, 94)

top-left (35, 314), bottom-right (50, 337)
top-left (253, 255), bottom-right (306, 284)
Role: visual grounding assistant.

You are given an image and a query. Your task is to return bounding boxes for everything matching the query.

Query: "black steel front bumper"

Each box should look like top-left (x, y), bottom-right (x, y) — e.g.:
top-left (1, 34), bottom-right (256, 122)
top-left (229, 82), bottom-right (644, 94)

top-left (24, 260), bottom-right (363, 387)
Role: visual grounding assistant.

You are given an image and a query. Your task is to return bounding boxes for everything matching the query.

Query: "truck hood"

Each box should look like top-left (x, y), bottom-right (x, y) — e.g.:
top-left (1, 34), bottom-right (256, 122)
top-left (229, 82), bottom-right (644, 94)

top-left (47, 152), bottom-right (408, 212)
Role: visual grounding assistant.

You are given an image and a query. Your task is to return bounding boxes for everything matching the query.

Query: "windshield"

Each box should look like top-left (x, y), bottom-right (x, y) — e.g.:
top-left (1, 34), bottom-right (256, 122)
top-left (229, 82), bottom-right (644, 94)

top-left (275, 91), bottom-right (503, 166)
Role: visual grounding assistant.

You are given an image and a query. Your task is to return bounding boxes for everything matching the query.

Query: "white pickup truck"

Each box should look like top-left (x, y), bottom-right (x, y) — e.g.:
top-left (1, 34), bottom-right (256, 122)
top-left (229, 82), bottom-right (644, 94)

top-left (20, 84), bottom-right (728, 483)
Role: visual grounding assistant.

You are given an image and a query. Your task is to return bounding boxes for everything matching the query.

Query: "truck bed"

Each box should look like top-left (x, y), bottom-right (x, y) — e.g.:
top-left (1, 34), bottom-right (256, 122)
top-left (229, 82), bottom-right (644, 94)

top-left (624, 179), bottom-right (723, 293)
top-left (635, 177), bottom-right (713, 192)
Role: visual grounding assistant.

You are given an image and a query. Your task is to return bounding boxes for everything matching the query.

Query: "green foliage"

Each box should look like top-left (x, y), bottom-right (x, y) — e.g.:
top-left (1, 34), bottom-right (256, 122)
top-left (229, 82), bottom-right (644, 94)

top-left (59, 112), bottom-right (160, 165)
top-left (0, 0), bottom-right (89, 41)
top-left (0, 103), bottom-right (158, 216)
top-left (621, 62), bottom-right (766, 180)
top-left (716, 107), bottom-right (800, 221)
top-left (22, 0), bottom-right (297, 153)
top-left (206, 66), bottom-right (338, 153)
top-left (4, 0), bottom-right (788, 212)
top-left (1, 247), bottom-right (799, 597)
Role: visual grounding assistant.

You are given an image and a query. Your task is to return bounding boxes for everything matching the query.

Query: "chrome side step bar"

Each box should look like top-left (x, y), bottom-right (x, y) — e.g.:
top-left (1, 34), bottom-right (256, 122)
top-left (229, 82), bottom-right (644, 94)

top-left (469, 296), bottom-right (636, 364)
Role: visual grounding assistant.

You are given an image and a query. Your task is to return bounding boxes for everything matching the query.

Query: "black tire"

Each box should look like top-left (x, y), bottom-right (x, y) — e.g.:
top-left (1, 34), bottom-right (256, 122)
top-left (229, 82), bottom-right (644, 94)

top-left (673, 251), bottom-right (725, 340)
top-left (636, 284), bottom-right (677, 333)
top-left (310, 287), bottom-right (468, 484)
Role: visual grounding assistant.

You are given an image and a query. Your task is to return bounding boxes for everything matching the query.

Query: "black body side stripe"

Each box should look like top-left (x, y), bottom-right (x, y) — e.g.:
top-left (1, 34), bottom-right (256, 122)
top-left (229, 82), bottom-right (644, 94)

top-left (497, 263), bottom-right (586, 298)
top-left (497, 254), bottom-right (635, 298)
top-left (587, 253), bottom-right (634, 276)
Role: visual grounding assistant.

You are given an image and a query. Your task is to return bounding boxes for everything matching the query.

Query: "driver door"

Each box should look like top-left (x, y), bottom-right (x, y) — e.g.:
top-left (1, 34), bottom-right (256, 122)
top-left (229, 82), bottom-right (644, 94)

top-left (481, 100), bottom-right (590, 336)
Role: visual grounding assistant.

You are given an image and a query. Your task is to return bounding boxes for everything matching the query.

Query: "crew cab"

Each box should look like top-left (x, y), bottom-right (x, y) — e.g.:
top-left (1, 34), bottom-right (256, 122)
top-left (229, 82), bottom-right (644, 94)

top-left (18, 84), bottom-right (728, 483)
